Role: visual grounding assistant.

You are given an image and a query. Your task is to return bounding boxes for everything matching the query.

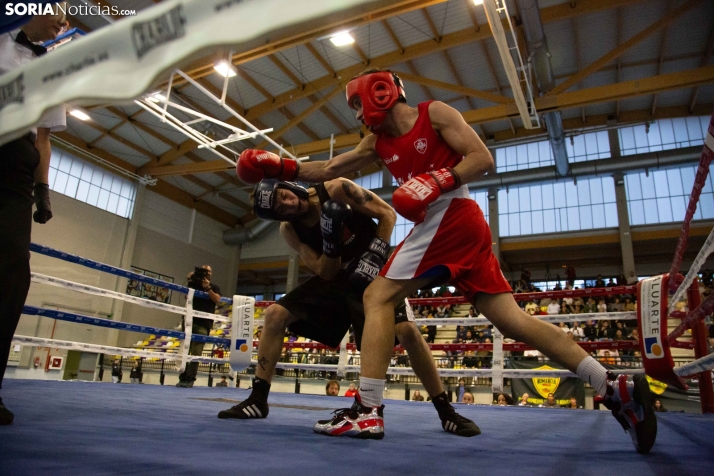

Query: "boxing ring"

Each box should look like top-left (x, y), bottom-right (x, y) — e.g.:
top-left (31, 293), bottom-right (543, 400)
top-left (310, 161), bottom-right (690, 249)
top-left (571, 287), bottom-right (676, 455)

top-left (0, 0), bottom-right (713, 472)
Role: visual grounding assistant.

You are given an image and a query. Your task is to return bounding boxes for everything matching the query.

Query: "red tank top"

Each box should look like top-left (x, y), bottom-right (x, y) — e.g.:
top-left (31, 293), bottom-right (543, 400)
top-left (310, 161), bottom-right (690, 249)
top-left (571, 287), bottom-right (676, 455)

top-left (375, 101), bottom-right (463, 185)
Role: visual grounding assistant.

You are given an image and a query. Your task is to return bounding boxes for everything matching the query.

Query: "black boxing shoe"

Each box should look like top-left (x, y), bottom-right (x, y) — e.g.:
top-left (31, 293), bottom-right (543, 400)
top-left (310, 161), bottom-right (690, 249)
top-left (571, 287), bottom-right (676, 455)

top-left (596, 373), bottom-right (657, 454)
top-left (217, 396), bottom-right (269, 419)
top-left (0, 397), bottom-right (14, 425)
top-left (431, 392), bottom-right (481, 437)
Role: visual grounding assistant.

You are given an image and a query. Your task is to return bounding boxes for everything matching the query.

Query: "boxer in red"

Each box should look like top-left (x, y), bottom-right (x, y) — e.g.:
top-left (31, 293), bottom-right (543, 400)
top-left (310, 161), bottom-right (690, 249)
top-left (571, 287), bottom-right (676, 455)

top-left (236, 69), bottom-right (656, 452)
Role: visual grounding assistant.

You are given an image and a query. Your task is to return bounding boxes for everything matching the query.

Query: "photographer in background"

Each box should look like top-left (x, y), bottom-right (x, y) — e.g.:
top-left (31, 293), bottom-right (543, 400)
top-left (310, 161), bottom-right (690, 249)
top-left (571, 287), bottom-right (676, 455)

top-left (176, 265), bottom-right (221, 388)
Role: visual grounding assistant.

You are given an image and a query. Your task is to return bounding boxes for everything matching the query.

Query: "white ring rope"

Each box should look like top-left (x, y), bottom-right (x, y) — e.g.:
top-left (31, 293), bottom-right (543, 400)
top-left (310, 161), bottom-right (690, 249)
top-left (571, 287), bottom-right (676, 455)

top-left (669, 225), bottom-right (714, 313)
top-left (10, 335), bottom-right (648, 378)
top-left (410, 311), bottom-right (636, 327)
top-left (674, 352), bottom-right (714, 377)
top-left (31, 272), bottom-right (228, 323)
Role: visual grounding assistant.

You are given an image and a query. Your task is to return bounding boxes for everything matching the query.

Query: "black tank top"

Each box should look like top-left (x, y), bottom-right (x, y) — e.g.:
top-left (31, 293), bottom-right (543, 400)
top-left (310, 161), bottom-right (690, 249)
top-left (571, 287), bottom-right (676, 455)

top-left (292, 183), bottom-right (377, 264)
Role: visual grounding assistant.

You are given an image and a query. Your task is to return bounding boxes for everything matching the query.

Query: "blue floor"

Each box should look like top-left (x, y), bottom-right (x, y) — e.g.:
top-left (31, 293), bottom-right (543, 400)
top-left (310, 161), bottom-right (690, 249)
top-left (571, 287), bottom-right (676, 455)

top-left (1, 380), bottom-right (712, 476)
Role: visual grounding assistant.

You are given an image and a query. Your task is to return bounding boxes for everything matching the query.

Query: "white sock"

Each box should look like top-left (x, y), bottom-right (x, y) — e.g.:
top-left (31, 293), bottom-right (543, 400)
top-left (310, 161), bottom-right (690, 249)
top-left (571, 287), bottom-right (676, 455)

top-left (576, 356), bottom-right (608, 396)
top-left (359, 377), bottom-right (385, 407)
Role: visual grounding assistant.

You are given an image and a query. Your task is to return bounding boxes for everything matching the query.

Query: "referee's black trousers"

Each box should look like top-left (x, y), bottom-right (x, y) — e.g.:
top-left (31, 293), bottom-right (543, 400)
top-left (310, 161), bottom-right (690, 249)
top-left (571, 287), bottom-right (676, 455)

top-left (0, 188), bottom-right (32, 388)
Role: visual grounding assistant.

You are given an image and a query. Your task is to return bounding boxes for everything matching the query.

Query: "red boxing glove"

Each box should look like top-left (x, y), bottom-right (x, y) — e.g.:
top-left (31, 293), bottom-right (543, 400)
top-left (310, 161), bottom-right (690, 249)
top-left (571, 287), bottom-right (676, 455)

top-left (392, 168), bottom-right (461, 222)
top-left (236, 149), bottom-right (299, 184)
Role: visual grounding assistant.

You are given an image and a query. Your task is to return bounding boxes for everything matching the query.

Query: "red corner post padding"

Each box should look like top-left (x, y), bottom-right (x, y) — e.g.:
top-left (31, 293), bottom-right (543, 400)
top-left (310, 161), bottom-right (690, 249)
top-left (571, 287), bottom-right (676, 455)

top-left (637, 274), bottom-right (688, 390)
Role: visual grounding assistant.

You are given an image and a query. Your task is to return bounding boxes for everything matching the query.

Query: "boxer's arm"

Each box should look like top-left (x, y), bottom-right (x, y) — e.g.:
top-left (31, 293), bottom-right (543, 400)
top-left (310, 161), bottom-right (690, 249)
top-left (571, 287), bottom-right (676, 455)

top-left (324, 178), bottom-right (396, 242)
top-left (429, 101), bottom-right (495, 183)
top-left (297, 135), bottom-right (380, 183)
top-left (279, 222), bottom-right (341, 280)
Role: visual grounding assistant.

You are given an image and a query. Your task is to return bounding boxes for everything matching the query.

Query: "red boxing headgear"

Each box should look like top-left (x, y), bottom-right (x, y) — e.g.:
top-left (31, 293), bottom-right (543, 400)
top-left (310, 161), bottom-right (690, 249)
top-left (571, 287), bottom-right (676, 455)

top-left (346, 71), bottom-right (405, 127)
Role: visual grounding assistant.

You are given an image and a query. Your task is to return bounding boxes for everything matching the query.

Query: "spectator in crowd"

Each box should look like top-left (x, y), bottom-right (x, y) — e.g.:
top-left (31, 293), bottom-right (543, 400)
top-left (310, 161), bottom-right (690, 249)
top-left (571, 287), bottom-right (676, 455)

top-left (602, 351), bottom-right (616, 365)
top-left (558, 322), bottom-right (570, 333)
top-left (412, 390), bottom-right (425, 402)
top-left (464, 330), bottom-right (476, 343)
top-left (547, 299), bottom-right (561, 315)
top-left (457, 378), bottom-right (466, 402)
top-left (607, 278), bottom-right (617, 287)
top-left (130, 361), bottom-right (142, 384)
top-left (567, 396), bottom-right (581, 409)
top-left (326, 380), bottom-right (340, 396)
top-left (462, 351), bottom-right (478, 369)
top-left (570, 321), bottom-right (584, 340)
top-left (111, 359), bottom-right (122, 384)
top-left (345, 383), bottom-right (358, 397)
top-left (518, 393), bottom-right (530, 406)
top-left (573, 295), bottom-right (585, 308)
top-left (425, 315), bottom-right (437, 343)
top-left (177, 265), bottom-right (221, 388)
top-left (609, 297), bottom-right (624, 312)
top-left (524, 300), bottom-right (538, 316)
top-left (614, 329), bottom-right (625, 341)
top-left (496, 393), bottom-right (513, 406)
top-left (653, 399), bottom-right (667, 412)
top-left (624, 298), bottom-right (636, 312)
top-left (595, 275), bottom-right (606, 288)
top-left (560, 302), bottom-right (573, 315)
top-left (584, 321), bottom-right (599, 341)
top-left (617, 274), bottom-right (627, 286)
top-left (599, 321), bottom-right (615, 341)
top-left (597, 299), bottom-right (608, 313)
top-left (216, 376), bottom-right (229, 387)
top-left (542, 393), bottom-right (558, 408)
top-left (462, 392), bottom-right (475, 404)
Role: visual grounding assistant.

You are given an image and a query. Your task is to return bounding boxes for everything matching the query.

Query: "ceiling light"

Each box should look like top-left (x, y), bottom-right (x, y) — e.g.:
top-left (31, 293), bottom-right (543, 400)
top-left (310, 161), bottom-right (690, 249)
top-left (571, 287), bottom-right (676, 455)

top-left (329, 31), bottom-right (355, 46)
top-left (147, 92), bottom-right (166, 103)
top-left (69, 108), bottom-right (90, 121)
top-left (473, 0), bottom-right (484, 5)
top-left (214, 60), bottom-right (237, 78)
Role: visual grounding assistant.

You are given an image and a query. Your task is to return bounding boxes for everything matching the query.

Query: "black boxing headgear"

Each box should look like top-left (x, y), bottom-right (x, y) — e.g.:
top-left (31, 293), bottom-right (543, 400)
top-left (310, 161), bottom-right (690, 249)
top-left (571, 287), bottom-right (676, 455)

top-left (253, 179), bottom-right (309, 221)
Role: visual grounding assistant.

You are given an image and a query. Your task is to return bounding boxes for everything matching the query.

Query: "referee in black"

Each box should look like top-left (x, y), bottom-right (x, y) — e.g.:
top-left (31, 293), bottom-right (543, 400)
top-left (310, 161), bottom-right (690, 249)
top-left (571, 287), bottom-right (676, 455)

top-left (0, 7), bottom-right (68, 425)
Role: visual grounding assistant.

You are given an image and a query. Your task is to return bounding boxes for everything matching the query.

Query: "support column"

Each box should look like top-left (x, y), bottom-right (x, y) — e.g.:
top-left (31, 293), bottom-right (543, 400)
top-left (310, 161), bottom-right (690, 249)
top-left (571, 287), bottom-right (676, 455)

top-left (226, 240), bottom-right (241, 297)
top-left (285, 250), bottom-right (300, 294)
top-left (613, 173), bottom-right (637, 283)
top-left (607, 128), bottom-right (621, 159)
top-left (109, 184), bottom-right (146, 345)
top-left (487, 187), bottom-right (503, 265)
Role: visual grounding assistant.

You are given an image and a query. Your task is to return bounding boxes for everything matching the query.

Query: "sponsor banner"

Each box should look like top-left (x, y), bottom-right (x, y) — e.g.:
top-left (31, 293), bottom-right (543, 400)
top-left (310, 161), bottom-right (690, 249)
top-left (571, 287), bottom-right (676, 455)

top-left (507, 360), bottom-right (585, 407)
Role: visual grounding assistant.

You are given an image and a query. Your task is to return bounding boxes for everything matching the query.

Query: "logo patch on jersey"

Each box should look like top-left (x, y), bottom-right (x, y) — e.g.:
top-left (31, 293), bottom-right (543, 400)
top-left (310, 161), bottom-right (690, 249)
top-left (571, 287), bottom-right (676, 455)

top-left (384, 154), bottom-right (399, 164)
top-left (414, 138), bottom-right (427, 154)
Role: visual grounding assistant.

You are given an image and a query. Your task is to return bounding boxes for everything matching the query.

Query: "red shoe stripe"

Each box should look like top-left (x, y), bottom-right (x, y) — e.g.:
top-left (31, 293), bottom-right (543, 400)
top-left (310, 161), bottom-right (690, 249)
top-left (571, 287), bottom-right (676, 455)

top-left (625, 409), bottom-right (639, 426)
top-left (331, 423), bottom-right (355, 436)
top-left (358, 419), bottom-right (384, 430)
top-left (618, 376), bottom-right (631, 405)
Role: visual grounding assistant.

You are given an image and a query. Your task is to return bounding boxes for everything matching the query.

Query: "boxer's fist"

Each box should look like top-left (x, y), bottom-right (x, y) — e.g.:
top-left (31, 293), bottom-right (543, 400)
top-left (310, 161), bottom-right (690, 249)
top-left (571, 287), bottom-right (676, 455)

top-left (236, 149), bottom-right (299, 184)
top-left (392, 168), bottom-right (460, 222)
top-left (320, 200), bottom-right (352, 258)
top-left (348, 237), bottom-right (389, 290)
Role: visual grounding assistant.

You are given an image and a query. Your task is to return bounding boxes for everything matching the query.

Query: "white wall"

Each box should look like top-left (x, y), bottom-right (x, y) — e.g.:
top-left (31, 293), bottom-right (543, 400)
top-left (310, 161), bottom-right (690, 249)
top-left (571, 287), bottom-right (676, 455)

top-left (14, 188), bottom-right (241, 354)
top-left (239, 224), bottom-right (291, 260)
top-left (19, 191), bottom-right (129, 347)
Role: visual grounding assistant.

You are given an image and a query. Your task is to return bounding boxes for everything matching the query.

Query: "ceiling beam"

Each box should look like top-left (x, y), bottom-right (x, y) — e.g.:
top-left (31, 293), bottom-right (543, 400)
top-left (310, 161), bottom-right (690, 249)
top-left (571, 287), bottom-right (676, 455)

top-left (464, 65), bottom-right (714, 124)
top-left (548, 0), bottom-right (703, 96)
top-left (396, 71), bottom-right (512, 104)
top-left (177, 0), bottom-right (451, 82)
top-left (255, 87), bottom-right (342, 149)
top-left (128, 0), bottom-right (646, 173)
top-left (688, 16), bottom-right (714, 112)
top-left (650, 0), bottom-right (675, 116)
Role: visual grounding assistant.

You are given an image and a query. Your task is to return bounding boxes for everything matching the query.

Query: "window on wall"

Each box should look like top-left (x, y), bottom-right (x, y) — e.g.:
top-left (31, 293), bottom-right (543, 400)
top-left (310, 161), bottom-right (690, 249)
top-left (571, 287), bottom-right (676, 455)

top-left (618, 116), bottom-right (709, 156)
top-left (494, 131), bottom-right (610, 173)
top-left (625, 165), bottom-right (714, 225)
top-left (352, 170), bottom-right (383, 190)
top-left (498, 177), bottom-right (618, 237)
top-left (567, 131), bottom-right (611, 163)
top-left (48, 148), bottom-right (137, 219)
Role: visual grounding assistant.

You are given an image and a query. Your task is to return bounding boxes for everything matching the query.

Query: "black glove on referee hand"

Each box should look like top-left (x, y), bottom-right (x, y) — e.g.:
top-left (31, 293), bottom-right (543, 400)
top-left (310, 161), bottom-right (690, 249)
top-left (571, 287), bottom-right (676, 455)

top-left (33, 183), bottom-right (53, 224)
top-left (320, 200), bottom-right (352, 259)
